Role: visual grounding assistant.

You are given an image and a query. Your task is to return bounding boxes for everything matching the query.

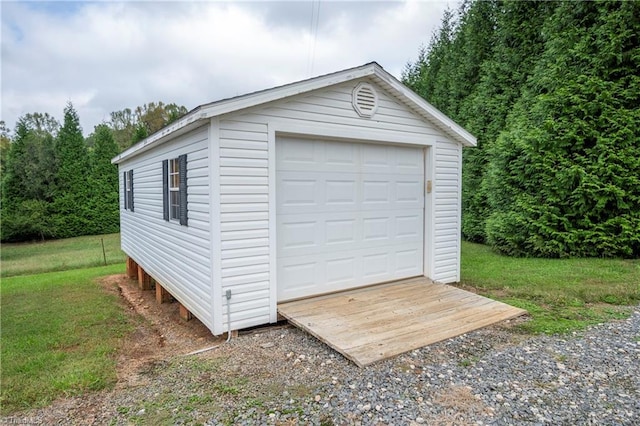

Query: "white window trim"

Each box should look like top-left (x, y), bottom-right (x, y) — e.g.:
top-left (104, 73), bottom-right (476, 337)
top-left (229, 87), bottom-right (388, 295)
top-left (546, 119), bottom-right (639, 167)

top-left (169, 158), bottom-right (180, 221)
top-left (125, 171), bottom-right (132, 211)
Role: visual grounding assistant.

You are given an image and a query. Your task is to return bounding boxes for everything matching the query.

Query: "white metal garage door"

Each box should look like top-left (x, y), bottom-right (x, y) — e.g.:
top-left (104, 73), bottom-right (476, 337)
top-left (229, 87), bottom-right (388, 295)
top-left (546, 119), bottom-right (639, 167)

top-left (276, 137), bottom-right (424, 301)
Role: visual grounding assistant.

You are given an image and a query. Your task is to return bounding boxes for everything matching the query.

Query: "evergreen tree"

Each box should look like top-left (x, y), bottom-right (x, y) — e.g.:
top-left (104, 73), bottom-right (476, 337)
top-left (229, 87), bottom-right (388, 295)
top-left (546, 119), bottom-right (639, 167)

top-left (405, 0), bottom-right (638, 257)
top-left (485, 1), bottom-right (640, 257)
top-left (461, 1), bottom-right (556, 241)
top-left (0, 115), bottom-right (59, 241)
top-left (404, 0), bottom-right (504, 242)
top-left (403, 7), bottom-right (457, 114)
top-left (87, 124), bottom-right (120, 235)
top-left (52, 102), bottom-right (92, 238)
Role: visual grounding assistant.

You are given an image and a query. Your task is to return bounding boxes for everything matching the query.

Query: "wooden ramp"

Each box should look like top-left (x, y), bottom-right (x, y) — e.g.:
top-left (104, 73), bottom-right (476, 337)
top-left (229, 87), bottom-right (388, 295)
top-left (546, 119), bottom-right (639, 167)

top-left (278, 277), bottom-right (527, 367)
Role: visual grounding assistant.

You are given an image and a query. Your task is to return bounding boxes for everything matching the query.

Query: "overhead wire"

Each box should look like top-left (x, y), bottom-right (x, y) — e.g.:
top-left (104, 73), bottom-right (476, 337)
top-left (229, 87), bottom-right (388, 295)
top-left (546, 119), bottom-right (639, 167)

top-left (307, 0), bottom-right (321, 77)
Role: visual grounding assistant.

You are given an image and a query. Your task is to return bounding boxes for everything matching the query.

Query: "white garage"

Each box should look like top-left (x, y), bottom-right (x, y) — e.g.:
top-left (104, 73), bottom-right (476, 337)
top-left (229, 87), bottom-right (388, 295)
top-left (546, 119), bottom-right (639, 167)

top-left (113, 62), bottom-right (477, 336)
top-left (277, 137), bottom-right (425, 301)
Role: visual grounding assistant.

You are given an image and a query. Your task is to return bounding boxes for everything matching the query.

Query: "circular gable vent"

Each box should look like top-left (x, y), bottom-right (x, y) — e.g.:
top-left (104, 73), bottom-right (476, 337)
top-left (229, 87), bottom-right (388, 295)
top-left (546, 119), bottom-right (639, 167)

top-left (352, 82), bottom-right (378, 118)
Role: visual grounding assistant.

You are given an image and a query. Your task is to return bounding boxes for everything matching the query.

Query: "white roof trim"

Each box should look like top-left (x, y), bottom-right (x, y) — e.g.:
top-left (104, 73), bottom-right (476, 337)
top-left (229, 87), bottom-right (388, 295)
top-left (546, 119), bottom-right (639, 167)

top-left (112, 62), bottom-right (476, 164)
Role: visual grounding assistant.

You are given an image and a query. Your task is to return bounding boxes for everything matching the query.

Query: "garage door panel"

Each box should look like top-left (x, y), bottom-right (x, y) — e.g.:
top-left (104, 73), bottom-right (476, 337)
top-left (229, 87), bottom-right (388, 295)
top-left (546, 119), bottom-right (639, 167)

top-left (362, 216), bottom-right (390, 241)
top-left (395, 146), bottom-right (424, 173)
top-left (277, 140), bottom-right (357, 173)
top-left (277, 137), bottom-right (424, 301)
top-left (279, 237), bottom-right (421, 259)
top-left (396, 215), bottom-right (422, 238)
top-left (280, 261), bottom-right (319, 293)
top-left (278, 178), bottom-right (318, 207)
top-left (278, 172), bottom-right (422, 214)
top-left (325, 141), bottom-right (357, 167)
top-left (278, 210), bottom-right (423, 258)
top-left (360, 144), bottom-right (424, 175)
top-left (396, 249), bottom-right (422, 273)
top-left (277, 244), bottom-right (423, 301)
top-left (362, 180), bottom-right (391, 204)
top-left (325, 218), bottom-right (357, 245)
top-left (277, 138), bottom-right (318, 167)
top-left (326, 179), bottom-right (357, 205)
top-left (279, 220), bottom-right (319, 250)
top-left (362, 253), bottom-right (390, 278)
top-left (326, 256), bottom-right (358, 284)
top-left (362, 144), bottom-right (392, 168)
top-left (396, 180), bottom-right (424, 203)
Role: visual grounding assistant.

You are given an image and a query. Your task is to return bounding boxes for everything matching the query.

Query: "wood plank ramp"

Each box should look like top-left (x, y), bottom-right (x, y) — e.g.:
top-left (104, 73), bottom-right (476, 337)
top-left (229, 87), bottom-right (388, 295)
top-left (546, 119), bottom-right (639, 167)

top-left (278, 277), bottom-right (527, 367)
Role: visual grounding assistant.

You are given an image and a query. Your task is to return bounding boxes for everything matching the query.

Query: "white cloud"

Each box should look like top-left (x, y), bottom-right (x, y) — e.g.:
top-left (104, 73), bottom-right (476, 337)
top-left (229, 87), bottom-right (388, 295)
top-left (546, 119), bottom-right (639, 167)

top-left (1, 0), bottom-right (452, 135)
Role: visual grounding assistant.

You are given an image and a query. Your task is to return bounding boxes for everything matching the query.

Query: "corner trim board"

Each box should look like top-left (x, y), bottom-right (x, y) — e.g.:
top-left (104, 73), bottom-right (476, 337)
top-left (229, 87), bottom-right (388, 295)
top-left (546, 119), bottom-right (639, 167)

top-left (209, 117), bottom-right (224, 335)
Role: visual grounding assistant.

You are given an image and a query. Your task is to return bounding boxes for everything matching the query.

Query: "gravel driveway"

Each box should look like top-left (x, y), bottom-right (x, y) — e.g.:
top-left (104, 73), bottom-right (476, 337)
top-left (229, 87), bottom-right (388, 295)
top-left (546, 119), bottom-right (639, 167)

top-left (4, 279), bottom-right (638, 426)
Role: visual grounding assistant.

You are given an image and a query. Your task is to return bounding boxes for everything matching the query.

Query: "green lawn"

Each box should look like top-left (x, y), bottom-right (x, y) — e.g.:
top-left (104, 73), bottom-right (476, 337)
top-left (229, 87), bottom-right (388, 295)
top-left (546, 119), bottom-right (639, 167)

top-left (460, 241), bottom-right (640, 333)
top-left (1, 233), bottom-right (125, 277)
top-left (0, 264), bottom-right (132, 414)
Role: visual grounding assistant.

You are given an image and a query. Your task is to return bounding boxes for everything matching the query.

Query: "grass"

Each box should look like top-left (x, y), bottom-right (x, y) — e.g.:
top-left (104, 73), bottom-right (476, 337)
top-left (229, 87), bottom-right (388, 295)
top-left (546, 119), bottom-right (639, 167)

top-left (0, 264), bottom-right (132, 414)
top-left (460, 241), bottom-right (640, 334)
top-left (1, 233), bottom-right (125, 277)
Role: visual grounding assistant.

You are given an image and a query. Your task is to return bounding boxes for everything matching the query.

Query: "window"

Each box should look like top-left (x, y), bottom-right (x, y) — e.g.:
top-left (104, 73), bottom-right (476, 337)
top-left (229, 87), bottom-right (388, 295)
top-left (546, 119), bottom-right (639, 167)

top-left (123, 170), bottom-right (134, 212)
top-left (162, 154), bottom-right (187, 225)
top-left (169, 158), bottom-right (180, 220)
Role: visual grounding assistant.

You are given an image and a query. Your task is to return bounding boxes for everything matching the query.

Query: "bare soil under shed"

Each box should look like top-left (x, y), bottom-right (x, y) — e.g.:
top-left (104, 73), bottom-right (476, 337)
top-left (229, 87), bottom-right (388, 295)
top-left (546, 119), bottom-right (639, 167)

top-left (100, 275), bottom-right (224, 388)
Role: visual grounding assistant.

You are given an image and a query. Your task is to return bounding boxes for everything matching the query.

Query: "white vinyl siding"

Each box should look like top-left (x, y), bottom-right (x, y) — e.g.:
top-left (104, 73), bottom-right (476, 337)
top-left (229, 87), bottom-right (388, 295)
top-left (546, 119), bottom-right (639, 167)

top-left (119, 126), bottom-right (213, 329)
top-left (237, 80), bottom-right (444, 144)
top-left (432, 140), bottom-right (462, 283)
top-left (217, 119), bottom-right (271, 331)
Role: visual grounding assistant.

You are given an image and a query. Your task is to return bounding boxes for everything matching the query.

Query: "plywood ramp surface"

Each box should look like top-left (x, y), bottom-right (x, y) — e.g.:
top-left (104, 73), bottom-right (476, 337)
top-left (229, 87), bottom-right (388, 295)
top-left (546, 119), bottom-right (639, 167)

top-left (278, 277), bottom-right (527, 367)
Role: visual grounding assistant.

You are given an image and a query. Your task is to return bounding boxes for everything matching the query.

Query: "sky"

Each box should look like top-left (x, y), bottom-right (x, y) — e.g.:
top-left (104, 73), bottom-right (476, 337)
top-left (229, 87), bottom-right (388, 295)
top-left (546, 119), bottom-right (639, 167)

top-left (1, 0), bottom-right (454, 136)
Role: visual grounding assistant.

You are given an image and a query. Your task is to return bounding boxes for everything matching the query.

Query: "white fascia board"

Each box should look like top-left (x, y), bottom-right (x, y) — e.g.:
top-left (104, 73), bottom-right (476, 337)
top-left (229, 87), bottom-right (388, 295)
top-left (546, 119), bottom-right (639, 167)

top-left (372, 65), bottom-right (477, 147)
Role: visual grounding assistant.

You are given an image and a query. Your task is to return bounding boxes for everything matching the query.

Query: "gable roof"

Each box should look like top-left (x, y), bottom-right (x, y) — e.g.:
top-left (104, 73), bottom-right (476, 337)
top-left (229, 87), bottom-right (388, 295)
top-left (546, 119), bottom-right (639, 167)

top-left (112, 62), bottom-right (476, 164)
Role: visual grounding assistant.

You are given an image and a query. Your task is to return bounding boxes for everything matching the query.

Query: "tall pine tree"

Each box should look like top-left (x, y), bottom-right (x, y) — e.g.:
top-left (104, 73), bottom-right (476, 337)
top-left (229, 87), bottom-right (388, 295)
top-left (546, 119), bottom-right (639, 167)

top-left (403, 0), bottom-right (504, 242)
top-left (460, 1), bottom-right (556, 241)
top-left (485, 1), bottom-right (640, 257)
top-left (53, 102), bottom-right (92, 238)
top-left (86, 124), bottom-right (120, 235)
top-left (403, 7), bottom-right (457, 115)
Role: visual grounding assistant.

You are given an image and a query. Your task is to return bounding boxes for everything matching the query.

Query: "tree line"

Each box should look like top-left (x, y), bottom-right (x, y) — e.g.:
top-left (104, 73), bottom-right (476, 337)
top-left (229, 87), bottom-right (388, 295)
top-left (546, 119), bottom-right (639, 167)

top-left (0, 102), bottom-right (187, 242)
top-left (403, 0), bottom-right (639, 258)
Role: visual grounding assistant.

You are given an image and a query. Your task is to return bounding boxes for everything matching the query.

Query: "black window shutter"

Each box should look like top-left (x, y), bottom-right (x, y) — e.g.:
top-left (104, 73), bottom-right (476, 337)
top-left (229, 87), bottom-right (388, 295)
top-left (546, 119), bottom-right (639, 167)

top-left (162, 160), bottom-right (169, 221)
top-left (128, 169), bottom-right (134, 212)
top-left (123, 171), bottom-right (128, 210)
top-left (178, 154), bottom-right (188, 226)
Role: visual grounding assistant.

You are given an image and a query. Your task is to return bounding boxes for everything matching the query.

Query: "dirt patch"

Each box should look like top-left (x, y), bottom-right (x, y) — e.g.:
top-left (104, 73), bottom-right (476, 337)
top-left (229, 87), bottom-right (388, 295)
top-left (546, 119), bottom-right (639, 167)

top-left (99, 274), bottom-right (222, 388)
